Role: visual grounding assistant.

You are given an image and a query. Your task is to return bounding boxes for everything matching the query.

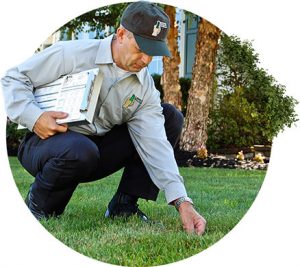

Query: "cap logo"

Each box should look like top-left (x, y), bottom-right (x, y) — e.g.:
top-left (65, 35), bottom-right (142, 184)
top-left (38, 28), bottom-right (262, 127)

top-left (152, 20), bottom-right (167, 37)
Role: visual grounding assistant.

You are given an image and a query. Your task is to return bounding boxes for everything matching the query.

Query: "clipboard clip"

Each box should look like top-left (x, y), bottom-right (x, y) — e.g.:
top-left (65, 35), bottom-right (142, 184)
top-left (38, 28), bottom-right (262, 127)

top-left (80, 71), bottom-right (95, 111)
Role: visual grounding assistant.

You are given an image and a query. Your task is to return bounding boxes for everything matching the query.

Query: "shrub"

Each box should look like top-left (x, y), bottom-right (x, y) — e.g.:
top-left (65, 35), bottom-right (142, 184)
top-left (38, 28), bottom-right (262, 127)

top-left (207, 87), bottom-right (261, 148)
top-left (152, 74), bottom-right (191, 115)
top-left (206, 34), bottom-right (298, 149)
top-left (179, 77), bottom-right (191, 115)
top-left (152, 74), bottom-right (164, 100)
top-left (6, 119), bottom-right (28, 155)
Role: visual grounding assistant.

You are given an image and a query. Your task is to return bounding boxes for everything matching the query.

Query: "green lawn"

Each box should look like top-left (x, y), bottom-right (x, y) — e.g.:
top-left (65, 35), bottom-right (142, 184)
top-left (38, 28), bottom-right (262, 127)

top-left (9, 157), bottom-right (265, 266)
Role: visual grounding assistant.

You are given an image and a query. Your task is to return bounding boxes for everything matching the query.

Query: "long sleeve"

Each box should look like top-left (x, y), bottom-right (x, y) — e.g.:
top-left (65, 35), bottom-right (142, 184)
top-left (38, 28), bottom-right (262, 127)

top-left (1, 38), bottom-right (102, 131)
top-left (127, 88), bottom-right (187, 204)
top-left (1, 43), bottom-right (65, 131)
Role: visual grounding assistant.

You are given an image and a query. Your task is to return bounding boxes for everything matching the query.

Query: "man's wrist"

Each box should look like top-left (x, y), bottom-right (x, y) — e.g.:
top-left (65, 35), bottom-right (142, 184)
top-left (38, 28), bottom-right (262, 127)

top-left (173, 196), bottom-right (194, 211)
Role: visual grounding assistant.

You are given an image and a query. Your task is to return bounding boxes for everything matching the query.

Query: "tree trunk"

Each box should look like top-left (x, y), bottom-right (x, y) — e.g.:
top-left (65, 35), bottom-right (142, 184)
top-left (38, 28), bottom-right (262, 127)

top-left (180, 18), bottom-right (221, 151)
top-left (161, 6), bottom-right (182, 110)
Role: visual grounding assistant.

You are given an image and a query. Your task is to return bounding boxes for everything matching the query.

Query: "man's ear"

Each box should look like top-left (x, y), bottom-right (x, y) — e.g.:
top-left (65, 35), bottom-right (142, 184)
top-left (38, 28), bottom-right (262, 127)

top-left (116, 27), bottom-right (126, 43)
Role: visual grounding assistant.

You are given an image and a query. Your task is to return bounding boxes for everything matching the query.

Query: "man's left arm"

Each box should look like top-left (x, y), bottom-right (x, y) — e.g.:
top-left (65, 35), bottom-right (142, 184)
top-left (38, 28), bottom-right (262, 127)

top-left (127, 90), bottom-right (206, 235)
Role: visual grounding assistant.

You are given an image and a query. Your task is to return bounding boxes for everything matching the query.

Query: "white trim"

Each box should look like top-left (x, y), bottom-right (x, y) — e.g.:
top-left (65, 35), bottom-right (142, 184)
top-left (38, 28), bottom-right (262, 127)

top-left (178, 9), bottom-right (186, 78)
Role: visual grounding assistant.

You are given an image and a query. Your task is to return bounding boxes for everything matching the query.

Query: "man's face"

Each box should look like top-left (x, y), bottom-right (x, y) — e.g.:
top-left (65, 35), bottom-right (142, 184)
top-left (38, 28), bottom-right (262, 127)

top-left (117, 29), bottom-right (153, 72)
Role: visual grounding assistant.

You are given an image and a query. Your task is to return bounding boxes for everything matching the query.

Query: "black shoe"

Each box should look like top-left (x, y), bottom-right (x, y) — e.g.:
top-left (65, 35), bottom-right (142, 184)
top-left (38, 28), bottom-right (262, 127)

top-left (25, 187), bottom-right (48, 221)
top-left (104, 192), bottom-right (150, 222)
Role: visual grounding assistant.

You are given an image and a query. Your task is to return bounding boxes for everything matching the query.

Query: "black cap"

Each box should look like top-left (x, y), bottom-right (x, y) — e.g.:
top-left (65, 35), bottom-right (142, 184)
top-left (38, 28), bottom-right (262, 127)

top-left (121, 1), bottom-right (171, 57)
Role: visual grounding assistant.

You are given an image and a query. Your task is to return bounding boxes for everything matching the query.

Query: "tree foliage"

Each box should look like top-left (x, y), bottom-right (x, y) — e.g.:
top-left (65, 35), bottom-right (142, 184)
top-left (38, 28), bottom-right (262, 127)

top-left (59, 3), bottom-right (128, 39)
top-left (207, 34), bottom-right (298, 148)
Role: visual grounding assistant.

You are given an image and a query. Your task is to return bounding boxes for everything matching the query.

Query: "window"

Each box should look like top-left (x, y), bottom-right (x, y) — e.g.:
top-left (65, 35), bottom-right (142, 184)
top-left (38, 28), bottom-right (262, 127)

top-left (148, 56), bottom-right (163, 75)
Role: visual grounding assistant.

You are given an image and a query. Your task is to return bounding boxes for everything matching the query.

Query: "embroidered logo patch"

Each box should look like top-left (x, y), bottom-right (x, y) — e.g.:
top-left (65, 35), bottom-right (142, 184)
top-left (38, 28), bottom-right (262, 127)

top-left (123, 94), bottom-right (143, 111)
top-left (152, 20), bottom-right (167, 37)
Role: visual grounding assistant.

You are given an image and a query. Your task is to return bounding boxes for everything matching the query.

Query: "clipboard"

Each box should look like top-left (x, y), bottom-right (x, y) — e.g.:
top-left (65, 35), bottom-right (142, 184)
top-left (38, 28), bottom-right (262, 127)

top-left (33, 68), bottom-right (103, 125)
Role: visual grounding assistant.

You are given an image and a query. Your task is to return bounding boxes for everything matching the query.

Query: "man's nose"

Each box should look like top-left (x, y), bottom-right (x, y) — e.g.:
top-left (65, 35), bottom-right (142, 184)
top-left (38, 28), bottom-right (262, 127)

top-left (141, 54), bottom-right (153, 65)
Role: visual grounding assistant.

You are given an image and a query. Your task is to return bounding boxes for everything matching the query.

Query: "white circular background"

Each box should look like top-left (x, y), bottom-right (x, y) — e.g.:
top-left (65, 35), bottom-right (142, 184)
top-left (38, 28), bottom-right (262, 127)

top-left (0, 1), bottom-right (299, 266)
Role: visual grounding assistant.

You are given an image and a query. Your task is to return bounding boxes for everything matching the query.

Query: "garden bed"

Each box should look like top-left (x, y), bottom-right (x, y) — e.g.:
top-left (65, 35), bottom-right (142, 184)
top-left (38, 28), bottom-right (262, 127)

top-left (175, 149), bottom-right (269, 170)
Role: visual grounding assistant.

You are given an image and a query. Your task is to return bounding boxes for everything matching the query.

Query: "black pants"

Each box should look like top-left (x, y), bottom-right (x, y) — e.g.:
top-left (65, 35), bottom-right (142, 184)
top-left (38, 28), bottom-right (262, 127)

top-left (17, 103), bottom-right (183, 216)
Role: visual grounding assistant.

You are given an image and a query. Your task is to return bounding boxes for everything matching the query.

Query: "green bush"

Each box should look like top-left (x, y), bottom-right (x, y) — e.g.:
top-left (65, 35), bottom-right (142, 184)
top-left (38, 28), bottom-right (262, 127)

top-left (179, 77), bottom-right (191, 115)
top-left (152, 74), bottom-right (191, 115)
top-left (206, 34), bottom-right (298, 149)
top-left (207, 87), bottom-right (261, 148)
top-left (6, 119), bottom-right (28, 155)
top-left (151, 74), bottom-right (164, 100)
top-left (153, 34), bottom-right (298, 149)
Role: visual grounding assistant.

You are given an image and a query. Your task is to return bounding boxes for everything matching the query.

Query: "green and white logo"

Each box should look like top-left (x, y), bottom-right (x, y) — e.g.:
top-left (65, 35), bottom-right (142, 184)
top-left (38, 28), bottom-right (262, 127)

top-left (123, 94), bottom-right (143, 111)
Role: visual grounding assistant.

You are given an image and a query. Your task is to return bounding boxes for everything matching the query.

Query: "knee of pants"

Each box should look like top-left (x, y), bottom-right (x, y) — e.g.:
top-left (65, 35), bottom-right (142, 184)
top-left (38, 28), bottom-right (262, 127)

top-left (162, 103), bottom-right (184, 134)
top-left (56, 134), bottom-right (100, 178)
top-left (34, 134), bottom-right (100, 191)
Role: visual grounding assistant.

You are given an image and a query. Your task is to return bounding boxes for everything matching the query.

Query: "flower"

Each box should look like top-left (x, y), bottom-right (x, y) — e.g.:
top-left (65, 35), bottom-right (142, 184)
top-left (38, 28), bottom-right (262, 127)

top-left (236, 150), bottom-right (245, 161)
top-left (197, 146), bottom-right (208, 159)
top-left (253, 153), bottom-right (265, 163)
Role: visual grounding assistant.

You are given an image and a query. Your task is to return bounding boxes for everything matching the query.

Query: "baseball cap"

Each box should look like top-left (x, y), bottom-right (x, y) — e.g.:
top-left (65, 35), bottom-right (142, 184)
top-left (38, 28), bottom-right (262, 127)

top-left (121, 1), bottom-right (171, 57)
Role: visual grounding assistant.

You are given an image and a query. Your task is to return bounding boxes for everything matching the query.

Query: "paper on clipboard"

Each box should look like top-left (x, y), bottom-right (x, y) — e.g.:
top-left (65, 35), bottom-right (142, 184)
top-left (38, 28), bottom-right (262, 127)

top-left (21, 68), bottom-right (103, 129)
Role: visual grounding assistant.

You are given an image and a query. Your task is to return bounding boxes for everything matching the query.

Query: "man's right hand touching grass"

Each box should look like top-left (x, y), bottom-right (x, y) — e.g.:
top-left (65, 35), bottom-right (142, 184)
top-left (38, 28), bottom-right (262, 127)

top-left (178, 202), bottom-right (206, 235)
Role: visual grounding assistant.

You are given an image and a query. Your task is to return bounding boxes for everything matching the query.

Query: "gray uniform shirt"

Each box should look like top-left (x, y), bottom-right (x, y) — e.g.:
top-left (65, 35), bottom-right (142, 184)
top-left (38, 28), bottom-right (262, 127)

top-left (1, 34), bottom-right (187, 204)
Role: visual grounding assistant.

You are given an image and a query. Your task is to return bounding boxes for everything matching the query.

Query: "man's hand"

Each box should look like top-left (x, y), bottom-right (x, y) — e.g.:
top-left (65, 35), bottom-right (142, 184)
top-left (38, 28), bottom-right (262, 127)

top-left (178, 202), bottom-right (206, 235)
top-left (33, 111), bottom-right (68, 139)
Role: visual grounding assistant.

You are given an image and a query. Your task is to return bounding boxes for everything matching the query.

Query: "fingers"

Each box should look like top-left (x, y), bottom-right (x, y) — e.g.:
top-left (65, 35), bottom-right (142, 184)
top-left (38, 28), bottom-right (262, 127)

top-left (183, 218), bottom-right (206, 235)
top-left (184, 224), bottom-right (196, 234)
top-left (194, 218), bottom-right (206, 235)
top-left (179, 204), bottom-right (207, 235)
top-left (33, 111), bottom-right (69, 139)
top-left (49, 111), bottom-right (68, 119)
top-left (50, 112), bottom-right (68, 133)
top-left (55, 124), bottom-right (68, 133)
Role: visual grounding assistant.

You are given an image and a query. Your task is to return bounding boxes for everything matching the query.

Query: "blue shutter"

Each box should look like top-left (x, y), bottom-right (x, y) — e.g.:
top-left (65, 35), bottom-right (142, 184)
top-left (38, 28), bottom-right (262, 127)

top-left (184, 15), bottom-right (201, 78)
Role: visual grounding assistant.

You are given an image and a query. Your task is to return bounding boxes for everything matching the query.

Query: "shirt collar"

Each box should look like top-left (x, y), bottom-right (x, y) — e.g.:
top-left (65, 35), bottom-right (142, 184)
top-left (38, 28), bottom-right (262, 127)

top-left (95, 34), bottom-right (145, 85)
top-left (95, 34), bottom-right (114, 65)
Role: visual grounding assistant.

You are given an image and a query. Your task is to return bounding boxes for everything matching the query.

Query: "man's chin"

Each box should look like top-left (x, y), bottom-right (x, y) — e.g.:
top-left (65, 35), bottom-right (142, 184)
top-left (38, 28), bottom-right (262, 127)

top-left (130, 67), bottom-right (143, 72)
top-left (131, 64), bottom-right (146, 72)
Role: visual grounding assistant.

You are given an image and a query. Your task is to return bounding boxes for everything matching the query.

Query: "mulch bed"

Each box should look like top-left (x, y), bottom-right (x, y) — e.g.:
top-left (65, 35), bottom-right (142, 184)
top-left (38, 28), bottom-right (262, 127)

top-left (175, 150), bottom-right (269, 170)
top-left (7, 146), bottom-right (269, 170)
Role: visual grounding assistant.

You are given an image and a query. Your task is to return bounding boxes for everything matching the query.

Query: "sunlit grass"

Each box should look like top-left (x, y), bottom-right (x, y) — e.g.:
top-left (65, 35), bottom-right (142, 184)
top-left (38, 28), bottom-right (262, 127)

top-left (10, 157), bottom-right (265, 266)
